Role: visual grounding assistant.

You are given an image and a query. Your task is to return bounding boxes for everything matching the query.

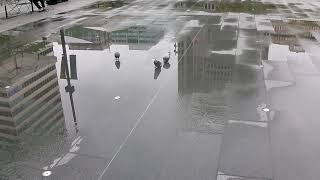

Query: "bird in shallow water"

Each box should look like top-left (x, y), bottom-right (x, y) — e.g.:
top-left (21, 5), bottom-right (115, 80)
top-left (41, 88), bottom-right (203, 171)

top-left (114, 52), bottom-right (120, 61)
top-left (163, 52), bottom-right (171, 64)
top-left (163, 62), bottom-right (171, 69)
top-left (153, 59), bottom-right (162, 69)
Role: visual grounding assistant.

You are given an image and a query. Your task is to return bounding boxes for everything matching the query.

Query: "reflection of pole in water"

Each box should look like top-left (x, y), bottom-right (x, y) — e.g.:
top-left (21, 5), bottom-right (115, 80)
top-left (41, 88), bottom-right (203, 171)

top-left (115, 60), bottom-right (120, 69)
top-left (60, 29), bottom-right (79, 133)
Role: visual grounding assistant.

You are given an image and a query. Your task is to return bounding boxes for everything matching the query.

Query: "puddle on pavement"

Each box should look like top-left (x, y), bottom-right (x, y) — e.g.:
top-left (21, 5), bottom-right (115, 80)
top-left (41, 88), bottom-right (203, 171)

top-left (1, 1), bottom-right (320, 179)
top-left (270, 19), bottom-right (320, 53)
top-left (0, 12), bottom-right (174, 169)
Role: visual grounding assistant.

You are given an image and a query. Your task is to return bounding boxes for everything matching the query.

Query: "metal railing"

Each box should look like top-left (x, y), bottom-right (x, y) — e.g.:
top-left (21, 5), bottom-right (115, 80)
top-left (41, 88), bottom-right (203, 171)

top-left (1, 0), bottom-right (34, 18)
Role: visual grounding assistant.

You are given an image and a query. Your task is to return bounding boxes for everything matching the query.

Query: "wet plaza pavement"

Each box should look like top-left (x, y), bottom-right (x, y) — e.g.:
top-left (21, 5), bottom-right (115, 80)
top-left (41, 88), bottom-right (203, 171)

top-left (1, 0), bottom-right (320, 179)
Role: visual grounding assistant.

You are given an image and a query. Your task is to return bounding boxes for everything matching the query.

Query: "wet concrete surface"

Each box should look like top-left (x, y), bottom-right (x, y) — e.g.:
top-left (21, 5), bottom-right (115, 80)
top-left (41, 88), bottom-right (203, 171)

top-left (1, 0), bottom-right (320, 180)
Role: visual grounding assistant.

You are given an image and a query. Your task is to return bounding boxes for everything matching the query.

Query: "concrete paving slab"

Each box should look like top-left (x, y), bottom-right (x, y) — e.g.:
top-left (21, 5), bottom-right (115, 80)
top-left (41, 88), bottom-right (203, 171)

top-left (218, 120), bottom-right (272, 180)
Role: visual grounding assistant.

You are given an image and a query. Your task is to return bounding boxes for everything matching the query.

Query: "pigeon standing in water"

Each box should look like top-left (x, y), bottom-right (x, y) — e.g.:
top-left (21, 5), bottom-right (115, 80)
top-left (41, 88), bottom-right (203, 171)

top-left (163, 52), bottom-right (171, 64)
top-left (153, 59), bottom-right (162, 69)
top-left (163, 62), bottom-right (171, 69)
top-left (114, 52), bottom-right (120, 61)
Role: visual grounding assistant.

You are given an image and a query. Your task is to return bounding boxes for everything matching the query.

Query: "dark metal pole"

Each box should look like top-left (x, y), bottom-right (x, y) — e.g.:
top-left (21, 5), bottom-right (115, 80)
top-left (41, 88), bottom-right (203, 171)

top-left (60, 29), bottom-right (79, 133)
top-left (5, 5), bottom-right (8, 18)
top-left (31, 0), bottom-right (34, 12)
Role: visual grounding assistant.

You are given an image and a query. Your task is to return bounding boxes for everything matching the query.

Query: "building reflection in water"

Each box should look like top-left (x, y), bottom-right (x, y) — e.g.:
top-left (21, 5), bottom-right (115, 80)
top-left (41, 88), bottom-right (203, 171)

top-left (63, 25), bottom-right (165, 51)
top-left (258, 19), bottom-right (320, 60)
top-left (0, 40), bottom-right (67, 148)
top-left (63, 26), bottom-right (111, 51)
top-left (270, 19), bottom-right (320, 53)
top-left (177, 25), bottom-right (235, 134)
top-left (110, 26), bottom-right (165, 50)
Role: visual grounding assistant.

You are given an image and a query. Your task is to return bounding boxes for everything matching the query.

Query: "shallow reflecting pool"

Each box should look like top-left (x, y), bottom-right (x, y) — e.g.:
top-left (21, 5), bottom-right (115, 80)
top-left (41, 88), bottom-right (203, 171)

top-left (1, 0), bottom-right (320, 179)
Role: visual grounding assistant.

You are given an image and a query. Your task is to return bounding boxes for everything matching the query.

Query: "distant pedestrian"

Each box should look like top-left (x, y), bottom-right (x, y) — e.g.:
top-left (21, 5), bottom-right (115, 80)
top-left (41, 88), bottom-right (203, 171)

top-left (31, 0), bottom-right (46, 12)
